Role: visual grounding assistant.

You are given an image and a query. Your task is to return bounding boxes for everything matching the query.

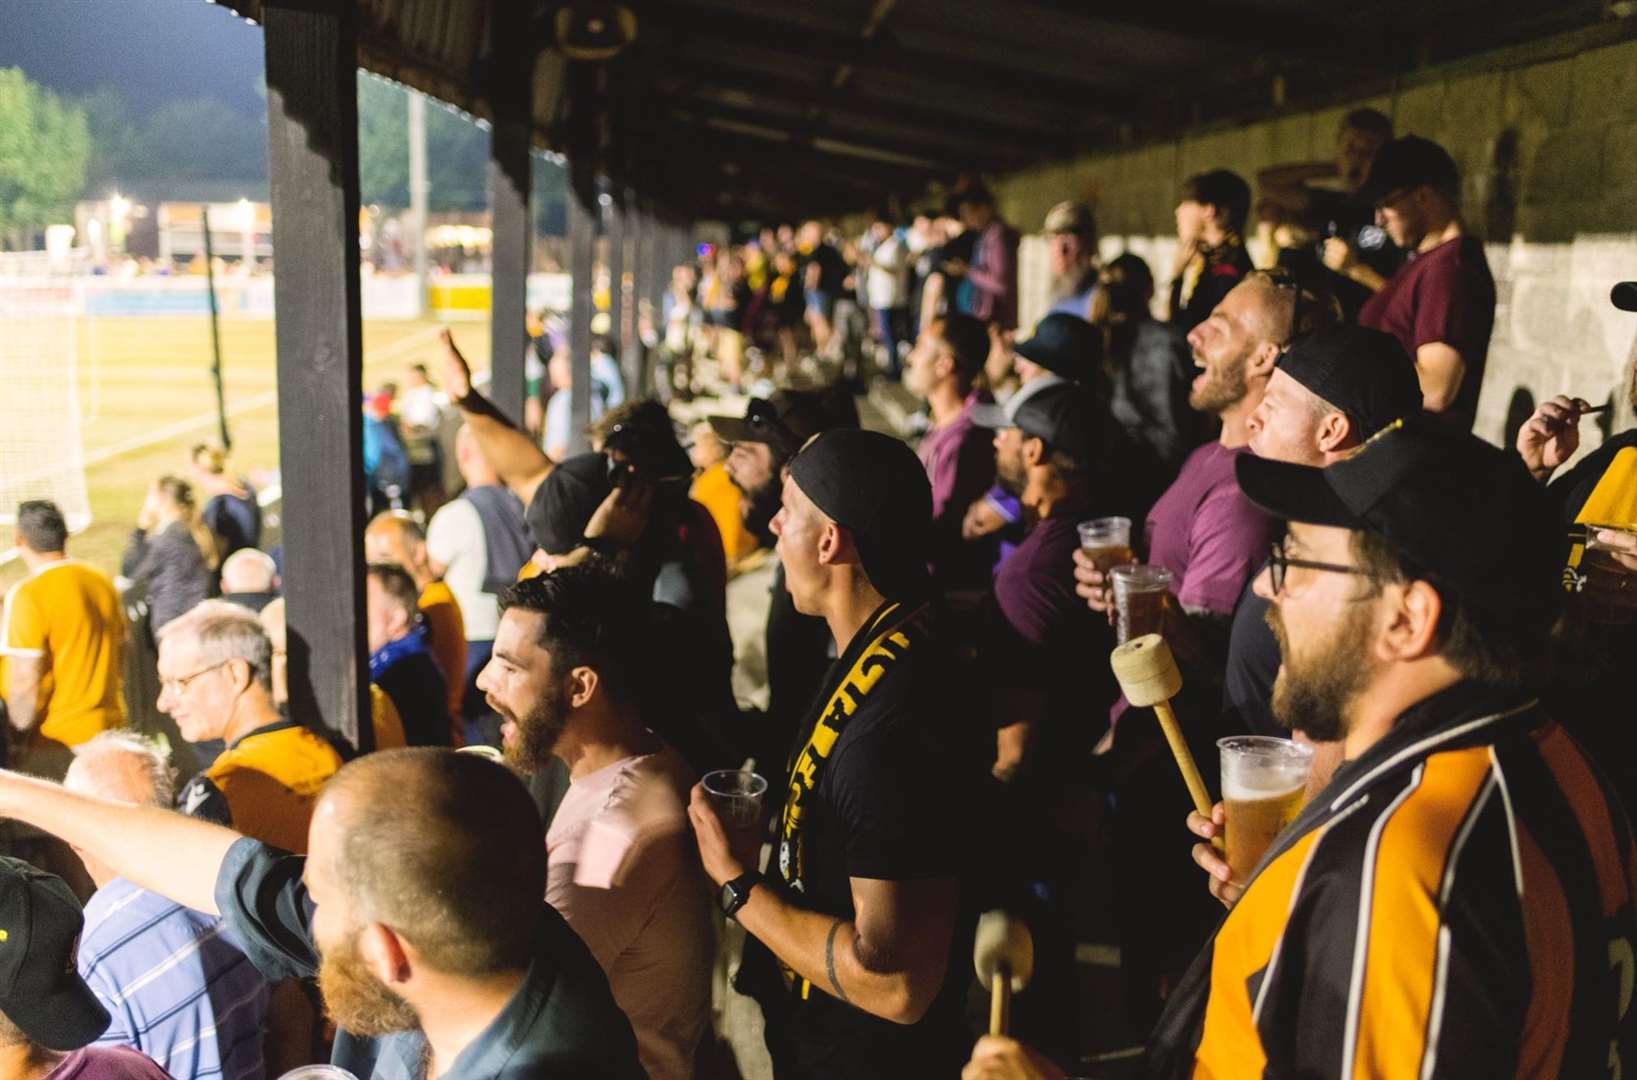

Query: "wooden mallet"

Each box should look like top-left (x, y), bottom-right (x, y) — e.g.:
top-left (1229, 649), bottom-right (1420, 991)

top-left (1110, 633), bottom-right (1221, 851)
top-left (973, 910), bottom-right (1034, 1036)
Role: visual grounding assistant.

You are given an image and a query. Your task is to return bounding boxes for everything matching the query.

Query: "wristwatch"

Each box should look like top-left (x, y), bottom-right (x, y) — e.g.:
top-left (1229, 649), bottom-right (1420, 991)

top-left (719, 872), bottom-right (763, 921)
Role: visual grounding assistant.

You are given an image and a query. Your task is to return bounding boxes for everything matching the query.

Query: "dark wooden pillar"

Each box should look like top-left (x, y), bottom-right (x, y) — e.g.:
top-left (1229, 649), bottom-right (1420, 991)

top-left (486, 2), bottom-right (533, 426)
top-left (625, 201), bottom-right (648, 394)
top-left (604, 192), bottom-right (626, 391)
top-left (262, 1), bottom-right (370, 752)
top-left (567, 187), bottom-right (596, 454)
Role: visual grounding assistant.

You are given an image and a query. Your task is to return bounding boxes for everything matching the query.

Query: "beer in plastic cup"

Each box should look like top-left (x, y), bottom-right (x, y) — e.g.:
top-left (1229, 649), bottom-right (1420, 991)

top-left (701, 769), bottom-right (768, 830)
top-left (1218, 736), bottom-right (1314, 886)
top-left (1077, 516), bottom-right (1135, 574)
top-left (1110, 564), bottom-right (1173, 644)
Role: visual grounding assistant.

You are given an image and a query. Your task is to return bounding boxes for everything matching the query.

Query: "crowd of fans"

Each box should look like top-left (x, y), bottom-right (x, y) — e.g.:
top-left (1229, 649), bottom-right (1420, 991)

top-left (0, 117), bottom-right (1634, 1080)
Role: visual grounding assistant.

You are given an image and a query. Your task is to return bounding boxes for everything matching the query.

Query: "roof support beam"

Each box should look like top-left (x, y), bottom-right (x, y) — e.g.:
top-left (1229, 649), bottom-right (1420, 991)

top-left (486, 0), bottom-right (534, 427)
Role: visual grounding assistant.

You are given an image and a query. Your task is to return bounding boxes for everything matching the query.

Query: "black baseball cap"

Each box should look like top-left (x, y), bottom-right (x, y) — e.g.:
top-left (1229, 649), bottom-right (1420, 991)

top-left (1235, 418), bottom-right (1562, 622)
top-left (1008, 384), bottom-right (1102, 470)
top-left (1014, 313), bottom-right (1104, 383)
top-left (1358, 135), bottom-right (1460, 205)
top-left (787, 429), bottom-right (932, 597)
top-left (1275, 323), bottom-right (1422, 439)
top-left (525, 453), bottom-right (610, 555)
top-left (708, 389), bottom-right (858, 461)
top-left (0, 857), bottom-right (109, 1051)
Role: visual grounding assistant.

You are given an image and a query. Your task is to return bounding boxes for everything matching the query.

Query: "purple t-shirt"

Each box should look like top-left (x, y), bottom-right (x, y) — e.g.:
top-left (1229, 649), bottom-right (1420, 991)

top-left (994, 512), bottom-right (1088, 647)
top-left (46, 1046), bottom-right (174, 1080)
top-left (1143, 441), bottom-right (1273, 617)
top-left (917, 391), bottom-right (998, 585)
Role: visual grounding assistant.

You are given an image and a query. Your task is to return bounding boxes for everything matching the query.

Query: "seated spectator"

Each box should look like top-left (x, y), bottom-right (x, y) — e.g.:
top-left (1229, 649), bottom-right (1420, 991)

top-left (0, 750), bottom-right (646, 1078)
top-left (1356, 136), bottom-right (1496, 430)
top-left (0, 857), bottom-right (173, 1080)
top-left (260, 598), bottom-right (406, 752)
top-left (1098, 253), bottom-right (1204, 471)
top-left (1168, 169), bottom-right (1253, 333)
top-left (425, 424), bottom-right (532, 746)
top-left (364, 564), bottom-right (452, 748)
top-left (3, 501), bottom-right (125, 770)
top-left (691, 429), bottom-right (984, 1078)
top-left (478, 566), bottom-right (711, 1080)
top-left (161, 601), bottom-right (342, 853)
top-left (64, 733), bottom-right (269, 1080)
top-left (1224, 323), bottom-right (1423, 737)
top-left (217, 548), bottom-right (280, 614)
top-left (1154, 421), bottom-right (1637, 1077)
top-left (906, 313), bottom-right (998, 588)
top-left (123, 477), bottom-right (216, 634)
top-left (365, 512), bottom-right (467, 733)
top-left (188, 444), bottom-right (261, 560)
top-left (1040, 200), bottom-right (1101, 322)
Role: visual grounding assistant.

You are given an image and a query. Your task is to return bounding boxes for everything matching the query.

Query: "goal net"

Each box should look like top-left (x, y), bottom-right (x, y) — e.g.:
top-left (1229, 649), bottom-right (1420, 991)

top-left (0, 249), bottom-right (92, 563)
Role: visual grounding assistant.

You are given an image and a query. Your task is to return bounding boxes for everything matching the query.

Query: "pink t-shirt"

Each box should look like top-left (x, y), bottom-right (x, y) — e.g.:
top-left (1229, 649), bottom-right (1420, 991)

top-left (545, 744), bottom-right (712, 1080)
top-left (46, 1046), bottom-right (174, 1080)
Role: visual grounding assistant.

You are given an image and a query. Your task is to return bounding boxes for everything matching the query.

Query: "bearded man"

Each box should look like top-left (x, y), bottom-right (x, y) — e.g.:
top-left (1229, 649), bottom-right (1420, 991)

top-left (477, 564), bottom-right (712, 1080)
top-left (0, 749), bottom-right (642, 1079)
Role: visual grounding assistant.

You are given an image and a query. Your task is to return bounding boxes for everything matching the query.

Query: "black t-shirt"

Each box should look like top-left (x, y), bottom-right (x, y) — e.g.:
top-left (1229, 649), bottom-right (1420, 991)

top-left (374, 652), bottom-right (452, 747)
top-left (804, 243), bottom-right (850, 297)
top-left (1221, 574), bottom-right (1281, 737)
top-left (1170, 240), bottom-right (1253, 333)
top-left (741, 598), bottom-right (981, 1077)
top-left (1302, 188), bottom-right (1403, 321)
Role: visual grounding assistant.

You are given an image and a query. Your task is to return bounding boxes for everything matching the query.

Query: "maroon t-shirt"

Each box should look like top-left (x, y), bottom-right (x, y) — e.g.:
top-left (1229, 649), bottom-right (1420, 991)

top-left (1358, 235), bottom-right (1495, 430)
top-left (1144, 441), bottom-right (1273, 617)
top-left (46, 1046), bottom-right (174, 1080)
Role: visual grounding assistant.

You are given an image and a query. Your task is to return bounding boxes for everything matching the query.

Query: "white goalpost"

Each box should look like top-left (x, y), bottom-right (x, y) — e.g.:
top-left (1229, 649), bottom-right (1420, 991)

top-left (0, 247), bottom-right (93, 562)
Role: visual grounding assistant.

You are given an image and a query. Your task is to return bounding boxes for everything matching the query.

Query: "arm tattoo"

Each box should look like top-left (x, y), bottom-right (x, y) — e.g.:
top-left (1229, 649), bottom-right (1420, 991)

top-left (825, 919), bottom-right (851, 1004)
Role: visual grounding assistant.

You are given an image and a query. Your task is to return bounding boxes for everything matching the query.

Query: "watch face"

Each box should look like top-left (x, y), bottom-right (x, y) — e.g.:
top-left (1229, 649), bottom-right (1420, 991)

top-left (719, 881), bottom-right (738, 914)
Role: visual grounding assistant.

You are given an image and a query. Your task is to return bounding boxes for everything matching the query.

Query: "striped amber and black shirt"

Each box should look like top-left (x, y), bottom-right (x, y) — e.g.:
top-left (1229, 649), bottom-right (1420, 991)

top-left (1148, 682), bottom-right (1637, 1079)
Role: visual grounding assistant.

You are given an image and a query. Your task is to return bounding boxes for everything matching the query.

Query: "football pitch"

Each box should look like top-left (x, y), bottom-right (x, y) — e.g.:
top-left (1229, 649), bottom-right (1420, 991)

top-left (0, 314), bottom-right (493, 590)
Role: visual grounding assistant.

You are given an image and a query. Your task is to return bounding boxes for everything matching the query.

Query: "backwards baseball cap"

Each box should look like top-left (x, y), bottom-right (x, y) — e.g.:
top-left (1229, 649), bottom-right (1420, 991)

top-left (787, 429), bottom-right (932, 597)
top-left (1236, 418), bottom-right (1562, 622)
top-left (1275, 323), bottom-right (1422, 439)
top-left (707, 388), bottom-right (858, 461)
top-left (0, 857), bottom-right (109, 1051)
top-left (971, 372), bottom-right (1067, 430)
top-left (1358, 135), bottom-right (1460, 205)
top-left (1042, 200), bottom-right (1097, 239)
top-left (1013, 313), bottom-right (1104, 384)
top-left (525, 453), bottom-right (611, 555)
top-left (1008, 383), bottom-right (1102, 469)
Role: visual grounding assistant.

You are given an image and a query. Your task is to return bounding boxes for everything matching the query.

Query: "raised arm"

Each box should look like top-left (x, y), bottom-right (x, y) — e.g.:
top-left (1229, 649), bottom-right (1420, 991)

top-left (439, 328), bottom-right (555, 505)
top-left (0, 771), bottom-right (241, 914)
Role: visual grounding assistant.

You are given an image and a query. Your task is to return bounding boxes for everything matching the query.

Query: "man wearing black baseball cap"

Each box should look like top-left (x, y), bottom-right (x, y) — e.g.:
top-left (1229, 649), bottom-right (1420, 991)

top-left (689, 429), bottom-right (981, 1079)
top-left (1147, 418), bottom-right (1637, 1077)
top-left (0, 857), bottom-right (172, 1079)
top-left (1356, 134), bottom-right (1496, 430)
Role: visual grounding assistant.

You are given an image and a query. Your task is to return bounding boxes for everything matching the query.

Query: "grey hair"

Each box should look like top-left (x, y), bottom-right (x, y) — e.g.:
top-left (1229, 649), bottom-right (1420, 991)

top-left (158, 599), bottom-right (273, 691)
top-left (64, 730), bottom-right (177, 807)
top-left (220, 547), bottom-right (278, 594)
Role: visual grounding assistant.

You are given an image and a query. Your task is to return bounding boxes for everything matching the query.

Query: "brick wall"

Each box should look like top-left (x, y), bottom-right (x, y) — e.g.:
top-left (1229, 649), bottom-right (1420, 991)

top-left (995, 35), bottom-right (1637, 456)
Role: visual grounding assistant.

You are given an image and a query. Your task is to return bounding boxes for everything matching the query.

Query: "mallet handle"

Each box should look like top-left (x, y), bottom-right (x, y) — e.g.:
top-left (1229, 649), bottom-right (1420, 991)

top-left (989, 964), bottom-right (1011, 1036)
top-left (1153, 699), bottom-right (1223, 852)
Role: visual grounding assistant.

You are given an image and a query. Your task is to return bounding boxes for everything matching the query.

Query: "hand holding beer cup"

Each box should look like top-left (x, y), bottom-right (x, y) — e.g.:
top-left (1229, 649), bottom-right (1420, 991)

top-left (1187, 802), bottom-right (1244, 909)
top-left (1216, 736), bottom-right (1313, 888)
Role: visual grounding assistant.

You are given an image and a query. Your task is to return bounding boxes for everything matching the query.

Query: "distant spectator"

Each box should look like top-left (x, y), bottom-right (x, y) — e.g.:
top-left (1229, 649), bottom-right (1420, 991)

top-left (161, 600), bottom-right (342, 853)
top-left (365, 563), bottom-right (452, 748)
top-left (543, 335), bottom-right (625, 463)
top-left (65, 733), bottom-right (270, 1080)
top-left (1356, 135), bottom-right (1496, 430)
top-left (122, 477), bottom-right (215, 633)
top-left (480, 567), bottom-right (712, 1080)
top-left (906, 313), bottom-right (998, 587)
top-left (425, 425), bottom-right (532, 745)
top-left (861, 213), bottom-right (911, 380)
top-left (2, 501), bottom-right (125, 773)
top-left (260, 598), bottom-right (406, 752)
top-left (1169, 169), bottom-right (1254, 333)
top-left (1098, 253), bottom-right (1204, 470)
top-left (0, 856), bottom-right (174, 1080)
top-left (362, 389), bottom-right (410, 513)
top-left (365, 511), bottom-right (467, 732)
top-left (1041, 200), bottom-right (1101, 322)
top-left (397, 363), bottom-right (447, 514)
top-left (188, 444), bottom-right (261, 559)
top-left (218, 548), bottom-right (279, 614)
top-left (798, 220), bottom-right (850, 356)
top-left (687, 423), bottom-right (759, 571)
top-left (955, 187), bottom-right (1019, 330)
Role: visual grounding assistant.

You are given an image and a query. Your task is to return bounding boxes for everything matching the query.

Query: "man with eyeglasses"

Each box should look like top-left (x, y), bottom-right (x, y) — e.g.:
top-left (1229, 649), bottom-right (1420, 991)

top-left (1356, 135), bottom-right (1495, 431)
top-left (162, 600), bottom-right (341, 855)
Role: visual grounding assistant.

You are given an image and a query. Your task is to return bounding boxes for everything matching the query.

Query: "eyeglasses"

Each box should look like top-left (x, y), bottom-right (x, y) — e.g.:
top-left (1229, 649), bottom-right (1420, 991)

top-left (159, 660), bottom-right (229, 697)
top-left (1267, 535), bottom-right (1375, 594)
top-left (1252, 268), bottom-right (1336, 347)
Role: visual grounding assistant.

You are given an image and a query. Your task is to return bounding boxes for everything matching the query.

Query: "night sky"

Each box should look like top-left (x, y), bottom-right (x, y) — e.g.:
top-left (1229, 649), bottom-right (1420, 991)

top-left (0, 0), bottom-right (265, 115)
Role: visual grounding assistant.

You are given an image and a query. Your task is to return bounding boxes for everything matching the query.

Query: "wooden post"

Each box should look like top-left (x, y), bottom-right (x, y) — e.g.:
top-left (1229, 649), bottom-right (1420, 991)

top-left (261, 0), bottom-right (371, 752)
top-left (626, 201), bottom-right (650, 395)
top-left (604, 192), bottom-right (626, 393)
top-left (486, 1), bottom-right (533, 427)
top-left (567, 186), bottom-right (596, 455)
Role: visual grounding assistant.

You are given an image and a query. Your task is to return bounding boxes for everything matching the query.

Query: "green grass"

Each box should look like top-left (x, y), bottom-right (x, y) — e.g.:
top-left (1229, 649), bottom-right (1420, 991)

top-left (0, 314), bottom-right (493, 591)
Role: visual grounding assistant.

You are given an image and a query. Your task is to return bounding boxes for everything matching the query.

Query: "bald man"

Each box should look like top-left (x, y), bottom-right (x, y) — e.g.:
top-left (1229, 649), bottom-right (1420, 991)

top-left (364, 511), bottom-right (467, 732)
top-left (0, 749), bottom-right (644, 1080)
top-left (218, 548), bottom-right (279, 613)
